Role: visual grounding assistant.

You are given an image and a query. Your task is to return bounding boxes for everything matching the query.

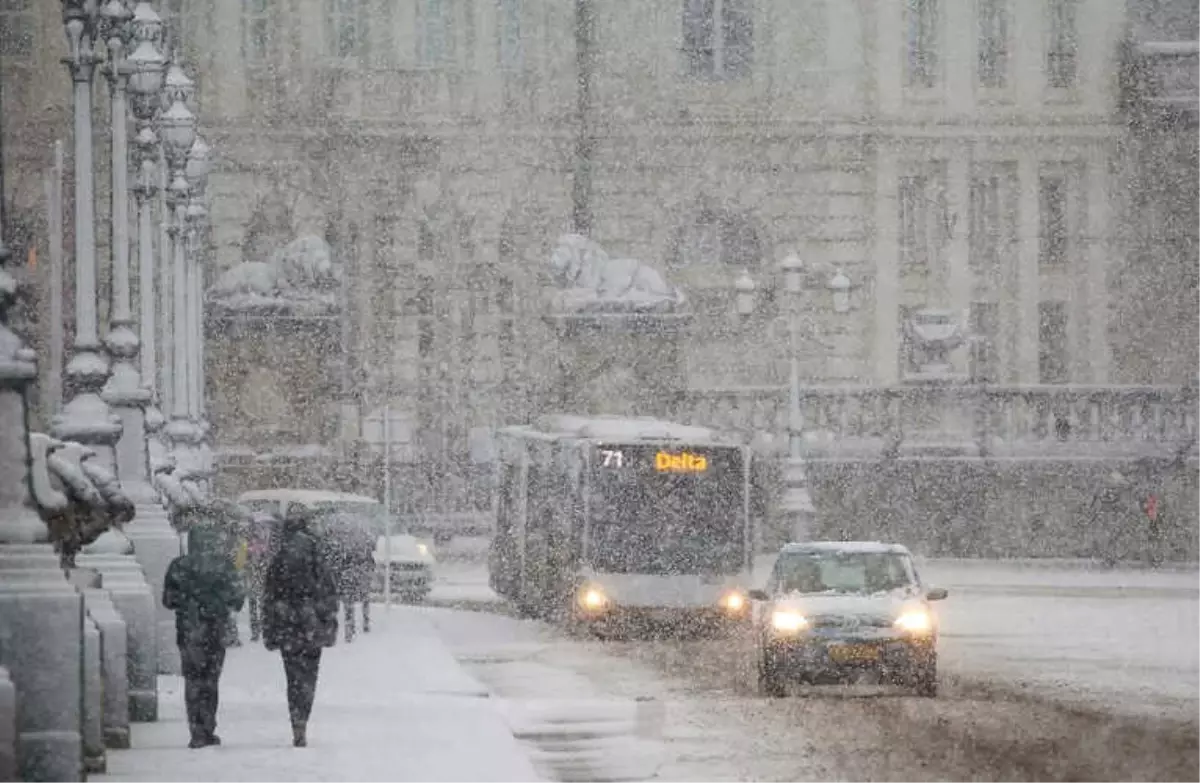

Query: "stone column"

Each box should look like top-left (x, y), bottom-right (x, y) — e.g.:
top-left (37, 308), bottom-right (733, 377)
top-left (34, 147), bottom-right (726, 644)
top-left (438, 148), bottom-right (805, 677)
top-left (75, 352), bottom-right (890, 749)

top-left (946, 144), bottom-right (972, 371)
top-left (1086, 148), bottom-right (1112, 383)
top-left (873, 144), bottom-right (900, 383)
top-left (0, 33), bottom-right (85, 773)
top-left (1016, 149), bottom-right (1041, 382)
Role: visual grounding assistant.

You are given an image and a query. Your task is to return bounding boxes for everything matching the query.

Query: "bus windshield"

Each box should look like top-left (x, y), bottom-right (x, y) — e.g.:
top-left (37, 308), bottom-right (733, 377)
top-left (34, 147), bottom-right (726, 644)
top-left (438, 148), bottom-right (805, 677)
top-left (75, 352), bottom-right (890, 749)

top-left (587, 444), bottom-right (745, 575)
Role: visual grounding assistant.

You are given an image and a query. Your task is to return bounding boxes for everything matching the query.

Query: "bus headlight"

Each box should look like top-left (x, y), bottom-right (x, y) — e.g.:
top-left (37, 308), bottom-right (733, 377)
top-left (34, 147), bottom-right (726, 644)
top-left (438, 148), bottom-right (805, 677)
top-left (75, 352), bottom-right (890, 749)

top-left (771, 610), bottom-right (809, 633)
top-left (579, 586), bottom-right (609, 612)
top-left (719, 591), bottom-right (747, 613)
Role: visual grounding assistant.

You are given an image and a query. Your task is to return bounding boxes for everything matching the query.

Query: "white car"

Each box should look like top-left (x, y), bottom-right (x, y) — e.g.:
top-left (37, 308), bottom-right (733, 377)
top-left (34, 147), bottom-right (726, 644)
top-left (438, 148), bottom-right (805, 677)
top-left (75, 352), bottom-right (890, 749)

top-left (373, 534), bottom-right (436, 603)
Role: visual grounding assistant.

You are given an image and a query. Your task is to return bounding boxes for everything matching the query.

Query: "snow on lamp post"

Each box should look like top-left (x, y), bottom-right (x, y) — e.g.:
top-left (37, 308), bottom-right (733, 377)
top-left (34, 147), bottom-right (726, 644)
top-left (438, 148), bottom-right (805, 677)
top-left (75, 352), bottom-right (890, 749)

top-left (159, 61), bottom-right (197, 477)
top-left (0, 128), bottom-right (87, 780)
top-left (827, 268), bottom-right (852, 315)
top-left (185, 134), bottom-right (212, 493)
top-left (779, 252), bottom-right (815, 543)
top-left (53, 0), bottom-right (124, 470)
top-left (100, 0), bottom-right (159, 509)
top-left (127, 2), bottom-right (166, 457)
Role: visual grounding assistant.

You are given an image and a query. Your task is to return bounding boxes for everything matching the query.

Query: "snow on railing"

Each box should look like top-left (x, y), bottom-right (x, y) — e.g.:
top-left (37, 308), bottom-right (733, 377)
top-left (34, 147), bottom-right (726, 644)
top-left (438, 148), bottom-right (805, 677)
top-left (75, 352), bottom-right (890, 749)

top-left (681, 384), bottom-right (1199, 459)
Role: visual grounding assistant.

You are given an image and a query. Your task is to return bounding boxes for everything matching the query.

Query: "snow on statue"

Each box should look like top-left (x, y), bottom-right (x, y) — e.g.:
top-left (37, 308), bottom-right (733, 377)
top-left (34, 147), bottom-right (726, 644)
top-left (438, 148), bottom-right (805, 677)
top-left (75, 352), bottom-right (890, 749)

top-left (549, 233), bottom-right (685, 313)
top-left (208, 234), bottom-right (343, 315)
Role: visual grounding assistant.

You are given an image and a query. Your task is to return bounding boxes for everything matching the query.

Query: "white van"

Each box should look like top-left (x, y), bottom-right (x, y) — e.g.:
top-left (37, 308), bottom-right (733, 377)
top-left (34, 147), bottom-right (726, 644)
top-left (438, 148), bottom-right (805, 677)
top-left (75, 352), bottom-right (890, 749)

top-left (236, 489), bottom-right (435, 602)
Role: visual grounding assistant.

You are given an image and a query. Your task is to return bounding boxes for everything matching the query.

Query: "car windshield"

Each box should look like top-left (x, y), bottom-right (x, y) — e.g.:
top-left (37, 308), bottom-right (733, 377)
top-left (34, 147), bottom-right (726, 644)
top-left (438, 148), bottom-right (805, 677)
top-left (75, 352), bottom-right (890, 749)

top-left (771, 550), bottom-right (916, 595)
top-left (310, 502), bottom-right (394, 538)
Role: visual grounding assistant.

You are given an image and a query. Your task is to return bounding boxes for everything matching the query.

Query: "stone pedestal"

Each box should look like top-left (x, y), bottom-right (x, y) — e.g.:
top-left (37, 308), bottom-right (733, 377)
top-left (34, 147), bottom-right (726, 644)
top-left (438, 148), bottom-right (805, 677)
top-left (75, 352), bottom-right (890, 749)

top-left (0, 546), bottom-right (84, 783)
top-left (82, 614), bottom-right (105, 774)
top-left (893, 379), bottom-right (981, 458)
top-left (543, 313), bottom-right (690, 418)
top-left (0, 667), bottom-right (16, 781)
top-left (122, 506), bottom-right (182, 674)
top-left (76, 554), bottom-right (158, 722)
top-left (82, 588), bottom-right (130, 749)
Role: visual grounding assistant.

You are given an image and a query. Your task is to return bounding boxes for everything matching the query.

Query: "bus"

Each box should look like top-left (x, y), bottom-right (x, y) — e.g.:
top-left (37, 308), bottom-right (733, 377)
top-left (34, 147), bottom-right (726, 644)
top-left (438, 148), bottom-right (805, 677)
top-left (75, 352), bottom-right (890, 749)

top-left (489, 414), bottom-right (754, 631)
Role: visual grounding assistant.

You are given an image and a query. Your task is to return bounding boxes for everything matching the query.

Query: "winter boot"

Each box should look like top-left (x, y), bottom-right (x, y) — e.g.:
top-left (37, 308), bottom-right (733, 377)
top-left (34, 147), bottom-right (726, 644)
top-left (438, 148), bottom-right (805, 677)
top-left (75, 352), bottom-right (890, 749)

top-left (292, 721), bottom-right (307, 748)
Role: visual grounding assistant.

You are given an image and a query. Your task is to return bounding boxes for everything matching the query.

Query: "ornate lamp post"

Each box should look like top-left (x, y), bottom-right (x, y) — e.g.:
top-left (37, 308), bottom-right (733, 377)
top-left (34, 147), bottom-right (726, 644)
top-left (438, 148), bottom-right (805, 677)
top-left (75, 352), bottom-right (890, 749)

top-left (54, 0), bottom-right (124, 466)
top-left (184, 134), bottom-right (212, 492)
top-left (779, 253), bottom-right (815, 543)
top-left (127, 2), bottom-right (166, 444)
top-left (159, 60), bottom-right (197, 475)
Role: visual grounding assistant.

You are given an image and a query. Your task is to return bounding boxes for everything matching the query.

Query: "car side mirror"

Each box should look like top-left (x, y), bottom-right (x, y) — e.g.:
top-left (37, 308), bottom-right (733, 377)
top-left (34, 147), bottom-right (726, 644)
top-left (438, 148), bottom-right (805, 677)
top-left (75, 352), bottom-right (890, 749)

top-left (925, 587), bottom-right (948, 601)
top-left (748, 588), bottom-right (769, 601)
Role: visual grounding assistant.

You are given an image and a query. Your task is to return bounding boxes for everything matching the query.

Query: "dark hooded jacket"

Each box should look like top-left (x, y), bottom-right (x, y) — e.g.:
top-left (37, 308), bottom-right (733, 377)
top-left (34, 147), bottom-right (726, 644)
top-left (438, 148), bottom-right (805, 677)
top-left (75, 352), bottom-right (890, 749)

top-left (262, 514), bottom-right (339, 653)
top-left (163, 525), bottom-right (247, 645)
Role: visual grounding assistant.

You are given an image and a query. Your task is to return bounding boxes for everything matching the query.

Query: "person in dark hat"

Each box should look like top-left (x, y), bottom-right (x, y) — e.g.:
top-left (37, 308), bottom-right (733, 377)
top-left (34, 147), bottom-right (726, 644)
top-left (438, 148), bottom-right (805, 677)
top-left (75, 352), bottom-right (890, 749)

top-left (262, 504), bottom-right (339, 748)
top-left (163, 524), bottom-right (246, 749)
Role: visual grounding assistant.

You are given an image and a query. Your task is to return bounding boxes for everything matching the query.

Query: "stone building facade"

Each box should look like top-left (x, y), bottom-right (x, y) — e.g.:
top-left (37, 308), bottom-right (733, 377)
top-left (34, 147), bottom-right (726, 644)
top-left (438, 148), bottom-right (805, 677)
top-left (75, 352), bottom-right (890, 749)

top-left (3, 0), bottom-right (1195, 519)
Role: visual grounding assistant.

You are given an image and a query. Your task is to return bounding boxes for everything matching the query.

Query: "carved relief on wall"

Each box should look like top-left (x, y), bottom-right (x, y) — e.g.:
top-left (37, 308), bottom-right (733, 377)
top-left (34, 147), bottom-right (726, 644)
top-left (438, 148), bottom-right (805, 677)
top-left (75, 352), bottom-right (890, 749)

top-left (238, 367), bottom-right (295, 438)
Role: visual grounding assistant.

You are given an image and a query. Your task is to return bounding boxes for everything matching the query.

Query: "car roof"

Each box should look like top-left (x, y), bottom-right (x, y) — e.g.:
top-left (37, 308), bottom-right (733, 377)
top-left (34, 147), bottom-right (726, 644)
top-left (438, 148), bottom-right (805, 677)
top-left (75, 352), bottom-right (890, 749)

top-left (779, 541), bottom-right (912, 556)
top-left (236, 489), bottom-right (380, 506)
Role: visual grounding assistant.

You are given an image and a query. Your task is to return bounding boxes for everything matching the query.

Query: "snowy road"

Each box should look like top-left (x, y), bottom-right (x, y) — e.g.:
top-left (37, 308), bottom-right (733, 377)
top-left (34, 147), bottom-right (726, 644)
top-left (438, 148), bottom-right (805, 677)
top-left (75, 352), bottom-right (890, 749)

top-left (425, 553), bottom-right (1198, 781)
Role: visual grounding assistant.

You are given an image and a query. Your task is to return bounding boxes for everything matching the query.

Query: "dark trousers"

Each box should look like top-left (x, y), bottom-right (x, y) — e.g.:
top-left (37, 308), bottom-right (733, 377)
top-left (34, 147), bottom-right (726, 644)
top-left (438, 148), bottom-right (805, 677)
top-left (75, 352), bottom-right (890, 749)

top-left (281, 649), bottom-right (322, 726)
top-left (343, 600), bottom-right (370, 639)
top-left (180, 620), bottom-right (227, 739)
top-left (248, 595), bottom-right (262, 640)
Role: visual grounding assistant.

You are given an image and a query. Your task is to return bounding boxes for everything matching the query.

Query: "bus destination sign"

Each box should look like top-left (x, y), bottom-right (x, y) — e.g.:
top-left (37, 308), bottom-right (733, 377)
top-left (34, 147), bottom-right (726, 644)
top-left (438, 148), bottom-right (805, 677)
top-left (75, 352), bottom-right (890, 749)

top-left (599, 446), bottom-right (709, 473)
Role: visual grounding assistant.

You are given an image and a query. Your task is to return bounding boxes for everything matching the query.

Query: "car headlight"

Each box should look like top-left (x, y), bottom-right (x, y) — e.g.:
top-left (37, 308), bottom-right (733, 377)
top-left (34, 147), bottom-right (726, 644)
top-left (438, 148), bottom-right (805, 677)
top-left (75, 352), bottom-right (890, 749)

top-left (719, 591), bottom-right (747, 613)
top-left (417, 543), bottom-right (429, 556)
top-left (771, 610), bottom-right (808, 633)
top-left (578, 586), bottom-right (609, 611)
top-left (894, 610), bottom-right (933, 634)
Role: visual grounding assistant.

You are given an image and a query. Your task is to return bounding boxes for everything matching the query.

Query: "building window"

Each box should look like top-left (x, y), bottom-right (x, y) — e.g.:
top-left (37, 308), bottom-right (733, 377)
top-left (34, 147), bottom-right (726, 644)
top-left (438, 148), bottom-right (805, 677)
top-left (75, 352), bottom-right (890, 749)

top-left (1038, 300), bottom-right (1069, 383)
top-left (969, 302), bottom-right (1000, 382)
top-left (1046, 0), bottom-right (1077, 89)
top-left (969, 175), bottom-right (1002, 270)
top-left (1038, 174), bottom-right (1068, 267)
top-left (242, 0), bottom-right (271, 65)
top-left (495, 276), bottom-right (514, 314)
top-left (419, 0), bottom-right (454, 67)
top-left (0, 0), bottom-right (34, 60)
top-left (898, 175), bottom-right (931, 267)
top-left (327, 0), bottom-right (367, 59)
top-left (906, 0), bottom-right (939, 88)
top-left (418, 221), bottom-right (437, 260)
top-left (977, 0), bottom-right (1009, 89)
top-left (498, 0), bottom-right (522, 70)
top-left (682, 0), bottom-right (754, 81)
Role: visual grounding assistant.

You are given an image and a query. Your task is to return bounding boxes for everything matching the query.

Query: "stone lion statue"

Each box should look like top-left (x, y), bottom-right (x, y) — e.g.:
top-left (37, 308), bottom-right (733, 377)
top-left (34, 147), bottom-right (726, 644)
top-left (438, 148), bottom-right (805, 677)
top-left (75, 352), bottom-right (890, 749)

top-left (209, 234), bottom-right (343, 313)
top-left (549, 233), bottom-right (685, 312)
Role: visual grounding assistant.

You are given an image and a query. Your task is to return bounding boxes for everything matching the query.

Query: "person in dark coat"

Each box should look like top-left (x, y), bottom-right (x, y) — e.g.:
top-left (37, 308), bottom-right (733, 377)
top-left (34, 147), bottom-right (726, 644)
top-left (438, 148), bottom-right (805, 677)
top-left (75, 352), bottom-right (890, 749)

top-left (320, 521), bottom-right (376, 642)
top-left (163, 524), bottom-right (246, 749)
top-left (262, 507), bottom-right (339, 748)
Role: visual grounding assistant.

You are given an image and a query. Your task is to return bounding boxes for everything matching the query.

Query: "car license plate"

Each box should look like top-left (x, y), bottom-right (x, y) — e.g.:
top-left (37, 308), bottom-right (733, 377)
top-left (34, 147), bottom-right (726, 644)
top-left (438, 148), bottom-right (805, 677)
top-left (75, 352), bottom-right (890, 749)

top-left (828, 644), bottom-right (881, 664)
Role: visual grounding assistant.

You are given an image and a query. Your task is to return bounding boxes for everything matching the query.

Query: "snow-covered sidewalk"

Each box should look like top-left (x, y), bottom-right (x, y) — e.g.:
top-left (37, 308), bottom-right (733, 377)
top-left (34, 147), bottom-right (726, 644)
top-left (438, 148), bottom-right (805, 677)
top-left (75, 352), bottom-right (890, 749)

top-left (95, 607), bottom-right (542, 782)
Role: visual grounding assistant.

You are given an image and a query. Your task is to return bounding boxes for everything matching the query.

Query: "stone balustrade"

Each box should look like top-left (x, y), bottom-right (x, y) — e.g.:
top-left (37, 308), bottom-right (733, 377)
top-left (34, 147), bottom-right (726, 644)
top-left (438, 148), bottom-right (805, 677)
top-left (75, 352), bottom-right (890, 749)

top-left (682, 384), bottom-right (1198, 461)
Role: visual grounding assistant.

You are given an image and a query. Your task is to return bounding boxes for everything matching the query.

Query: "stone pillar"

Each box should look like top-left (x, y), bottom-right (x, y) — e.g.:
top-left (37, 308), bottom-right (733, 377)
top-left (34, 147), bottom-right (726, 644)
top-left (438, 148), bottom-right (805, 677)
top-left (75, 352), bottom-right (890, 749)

top-left (0, 71), bottom-right (85, 777)
top-left (873, 145), bottom-right (900, 383)
top-left (82, 614), bottom-right (105, 773)
top-left (946, 145), bottom-right (972, 372)
top-left (81, 588), bottom-right (130, 749)
top-left (75, 554), bottom-right (159, 722)
top-left (1086, 148), bottom-right (1112, 383)
top-left (0, 667), bottom-right (15, 781)
top-left (1016, 149), bottom-right (1041, 382)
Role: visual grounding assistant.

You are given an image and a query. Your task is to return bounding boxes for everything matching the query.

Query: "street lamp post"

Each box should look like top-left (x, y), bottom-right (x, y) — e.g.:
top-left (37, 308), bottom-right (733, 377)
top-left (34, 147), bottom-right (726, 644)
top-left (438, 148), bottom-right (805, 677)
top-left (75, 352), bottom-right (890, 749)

top-left (159, 60), bottom-right (197, 475)
top-left (780, 253), bottom-right (815, 543)
top-left (185, 135), bottom-right (212, 492)
top-left (0, 29), bottom-right (85, 774)
top-left (99, 0), bottom-right (159, 510)
top-left (54, 0), bottom-right (124, 465)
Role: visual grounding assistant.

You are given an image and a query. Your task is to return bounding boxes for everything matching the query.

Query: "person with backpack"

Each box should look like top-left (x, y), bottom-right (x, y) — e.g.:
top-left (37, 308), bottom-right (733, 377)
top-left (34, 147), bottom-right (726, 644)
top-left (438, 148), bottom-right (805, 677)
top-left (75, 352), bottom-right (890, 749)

top-left (163, 523), bottom-right (247, 749)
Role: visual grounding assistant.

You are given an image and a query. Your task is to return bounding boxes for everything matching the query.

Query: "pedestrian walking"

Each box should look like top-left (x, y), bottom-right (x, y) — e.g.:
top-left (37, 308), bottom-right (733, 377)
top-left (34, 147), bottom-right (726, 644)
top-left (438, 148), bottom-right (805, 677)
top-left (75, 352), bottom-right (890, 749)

top-left (262, 506), bottom-right (339, 748)
top-left (321, 520), bottom-right (376, 642)
top-left (246, 514), bottom-right (277, 643)
top-left (162, 524), bottom-right (246, 749)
